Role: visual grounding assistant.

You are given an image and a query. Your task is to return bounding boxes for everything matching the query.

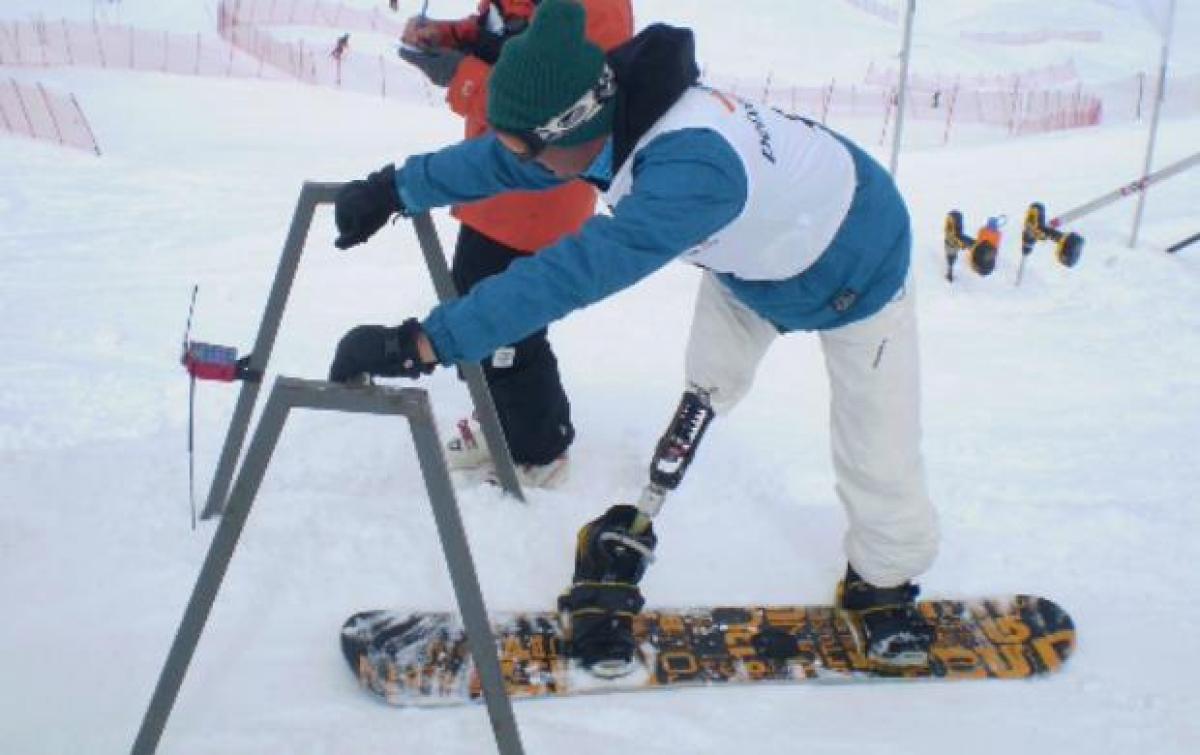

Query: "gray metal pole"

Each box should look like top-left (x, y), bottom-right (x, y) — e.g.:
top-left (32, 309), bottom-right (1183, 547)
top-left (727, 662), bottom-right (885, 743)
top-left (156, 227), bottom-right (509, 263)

top-left (406, 391), bottom-right (525, 755)
top-left (889, 0), bottom-right (917, 177)
top-left (411, 212), bottom-right (464, 303)
top-left (133, 382), bottom-right (294, 754)
top-left (1130, 0), bottom-right (1177, 248)
top-left (202, 192), bottom-right (523, 519)
top-left (410, 213), bottom-right (524, 502)
top-left (1053, 150), bottom-right (1200, 227)
top-left (1167, 231), bottom-right (1200, 254)
top-left (201, 182), bottom-right (343, 519)
top-left (135, 378), bottom-right (524, 755)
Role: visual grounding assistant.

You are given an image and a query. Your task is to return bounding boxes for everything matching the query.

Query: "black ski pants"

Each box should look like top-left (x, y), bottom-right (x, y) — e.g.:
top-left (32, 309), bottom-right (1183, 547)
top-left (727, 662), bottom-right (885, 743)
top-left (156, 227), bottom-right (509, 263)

top-left (451, 224), bottom-right (575, 465)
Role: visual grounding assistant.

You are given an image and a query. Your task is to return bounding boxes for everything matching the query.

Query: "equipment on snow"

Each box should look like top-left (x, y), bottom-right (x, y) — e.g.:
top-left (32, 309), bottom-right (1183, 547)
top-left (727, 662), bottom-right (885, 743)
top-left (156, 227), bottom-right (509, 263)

top-left (1017, 202), bottom-right (1084, 286)
top-left (340, 595), bottom-right (1075, 706)
top-left (944, 211), bottom-right (1002, 281)
top-left (180, 286), bottom-right (258, 529)
top-left (1048, 151), bottom-right (1200, 230)
top-left (1167, 231), bottom-right (1199, 254)
top-left (1018, 151), bottom-right (1200, 282)
top-left (134, 377), bottom-right (530, 755)
top-left (180, 286), bottom-right (257, 385)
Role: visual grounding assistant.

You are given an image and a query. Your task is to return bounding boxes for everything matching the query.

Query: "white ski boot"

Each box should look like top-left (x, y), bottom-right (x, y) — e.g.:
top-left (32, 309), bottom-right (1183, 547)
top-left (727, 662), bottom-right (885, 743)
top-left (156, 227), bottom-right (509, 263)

top-left (447, 417), bottom-right (570, 489)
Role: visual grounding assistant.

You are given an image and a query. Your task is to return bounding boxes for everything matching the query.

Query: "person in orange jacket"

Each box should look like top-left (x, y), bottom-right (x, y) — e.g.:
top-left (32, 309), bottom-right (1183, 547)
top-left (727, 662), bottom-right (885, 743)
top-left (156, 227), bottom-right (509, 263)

top-left (398, 0), bottom-right (633, 488)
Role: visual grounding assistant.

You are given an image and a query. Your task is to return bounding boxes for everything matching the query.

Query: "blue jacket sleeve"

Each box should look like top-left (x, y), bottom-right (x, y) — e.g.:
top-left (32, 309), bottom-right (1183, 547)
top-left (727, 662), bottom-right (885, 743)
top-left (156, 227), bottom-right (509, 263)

top-left (421, 128), bottom-right (749, 363)
top-left (396, 133), bottom-right (565, 213)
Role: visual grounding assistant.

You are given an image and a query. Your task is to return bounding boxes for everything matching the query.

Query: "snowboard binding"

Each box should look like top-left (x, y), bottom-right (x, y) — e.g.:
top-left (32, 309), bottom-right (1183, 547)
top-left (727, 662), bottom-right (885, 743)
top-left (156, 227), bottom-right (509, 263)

top-left (944, 211), bottom-right (1002, 281)
top-left (560, 504), bottom-right (657, 678)
top-left (837, 565), bottom-right (935, 670)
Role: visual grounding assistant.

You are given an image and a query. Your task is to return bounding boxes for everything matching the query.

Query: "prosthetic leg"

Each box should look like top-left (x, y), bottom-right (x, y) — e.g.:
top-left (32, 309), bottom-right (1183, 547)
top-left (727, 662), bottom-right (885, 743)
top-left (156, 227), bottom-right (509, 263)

top-left (559, 389), bottom-right (716, 677)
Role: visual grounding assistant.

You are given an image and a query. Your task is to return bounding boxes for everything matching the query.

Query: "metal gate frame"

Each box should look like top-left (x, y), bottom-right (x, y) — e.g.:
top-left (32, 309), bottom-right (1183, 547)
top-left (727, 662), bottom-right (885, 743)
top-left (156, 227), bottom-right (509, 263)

top-left (132, 378), bottom-right (525, 755)
top-left (199, 182), bottom-right (523, 520)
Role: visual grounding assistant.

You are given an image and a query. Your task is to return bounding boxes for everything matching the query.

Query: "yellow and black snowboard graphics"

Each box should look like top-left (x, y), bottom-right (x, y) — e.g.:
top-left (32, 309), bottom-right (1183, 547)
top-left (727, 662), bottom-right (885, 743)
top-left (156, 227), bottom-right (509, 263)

top-left (341, 596), bottom-right (1075, 707)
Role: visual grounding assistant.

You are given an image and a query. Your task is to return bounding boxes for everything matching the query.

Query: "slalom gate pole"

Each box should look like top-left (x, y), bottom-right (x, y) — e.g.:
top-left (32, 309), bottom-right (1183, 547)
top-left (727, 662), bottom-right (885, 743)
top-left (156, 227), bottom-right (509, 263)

top-left (888, 0), bottom-right (917, 178)
top-left (1167, 232), bottom-right (1199, 254)
top-left (1129, 0), bottom-right (1178, 248)
top-left (1050, 151), bottom-right (1200, 229)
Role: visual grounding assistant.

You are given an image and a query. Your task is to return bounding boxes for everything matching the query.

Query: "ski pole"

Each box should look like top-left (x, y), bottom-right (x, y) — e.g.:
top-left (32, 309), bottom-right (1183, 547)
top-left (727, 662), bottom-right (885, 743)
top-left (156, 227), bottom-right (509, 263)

top-left (1168, 231), bottom-right (1200, 254)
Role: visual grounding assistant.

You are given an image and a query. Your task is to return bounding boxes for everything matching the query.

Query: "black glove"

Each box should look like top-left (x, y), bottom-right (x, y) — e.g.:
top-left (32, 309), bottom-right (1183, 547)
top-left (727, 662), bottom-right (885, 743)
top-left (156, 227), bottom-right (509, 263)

top-left (328, 319), bottom-right (437, 383)
top-left (398, 45), bottom-right (466, 87)
top-left (334, 164), bottom-right (404, 250)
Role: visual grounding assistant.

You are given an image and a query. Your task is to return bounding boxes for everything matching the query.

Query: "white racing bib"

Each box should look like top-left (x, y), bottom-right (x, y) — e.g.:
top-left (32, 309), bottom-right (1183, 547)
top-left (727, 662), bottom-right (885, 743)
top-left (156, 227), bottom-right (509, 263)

top-left (605, 87), bottom-right (857, 281)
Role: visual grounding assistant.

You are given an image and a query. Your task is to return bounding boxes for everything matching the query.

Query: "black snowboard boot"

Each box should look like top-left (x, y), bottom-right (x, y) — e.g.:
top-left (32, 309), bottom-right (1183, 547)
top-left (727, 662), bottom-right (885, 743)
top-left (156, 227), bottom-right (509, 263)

top-left (837, 564), bottom-right (935, 669)
top-left (558, 504), bottom-right (656, 677)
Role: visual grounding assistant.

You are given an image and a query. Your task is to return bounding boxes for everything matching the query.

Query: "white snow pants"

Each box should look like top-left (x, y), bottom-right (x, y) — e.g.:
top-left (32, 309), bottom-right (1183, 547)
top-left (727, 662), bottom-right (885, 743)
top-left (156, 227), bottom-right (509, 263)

top-left (684, 272), bottom-right (939, 588)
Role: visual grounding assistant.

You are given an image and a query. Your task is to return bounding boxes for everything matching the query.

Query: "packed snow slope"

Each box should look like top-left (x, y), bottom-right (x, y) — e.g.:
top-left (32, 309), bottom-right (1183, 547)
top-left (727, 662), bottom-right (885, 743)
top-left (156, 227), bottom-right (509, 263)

top-left (1, 1), bottom-right (1197, 754)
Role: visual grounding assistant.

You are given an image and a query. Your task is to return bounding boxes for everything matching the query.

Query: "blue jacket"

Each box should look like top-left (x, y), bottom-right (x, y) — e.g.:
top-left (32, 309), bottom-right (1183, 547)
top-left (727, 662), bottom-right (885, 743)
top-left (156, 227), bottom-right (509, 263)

top-left (396, 125), bottom-right (910, 365)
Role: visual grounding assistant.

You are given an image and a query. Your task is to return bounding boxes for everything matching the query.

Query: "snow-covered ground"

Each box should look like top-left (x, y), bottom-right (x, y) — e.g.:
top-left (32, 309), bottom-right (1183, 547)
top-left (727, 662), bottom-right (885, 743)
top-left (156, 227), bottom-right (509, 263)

top-left (1, 1), bottom-right (1198, 753)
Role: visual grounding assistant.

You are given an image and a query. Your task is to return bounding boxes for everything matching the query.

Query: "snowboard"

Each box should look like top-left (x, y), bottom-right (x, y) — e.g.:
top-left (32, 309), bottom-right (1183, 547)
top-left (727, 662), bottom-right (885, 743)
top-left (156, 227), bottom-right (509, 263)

top-left (341, 596), bottom-right (1075, 707)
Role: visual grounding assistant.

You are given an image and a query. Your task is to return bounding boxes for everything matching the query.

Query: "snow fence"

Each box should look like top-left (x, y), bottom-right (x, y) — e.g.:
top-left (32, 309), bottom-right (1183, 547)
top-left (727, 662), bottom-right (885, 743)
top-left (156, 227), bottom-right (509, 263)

top-left (0, 78), bottom-right (99, 154)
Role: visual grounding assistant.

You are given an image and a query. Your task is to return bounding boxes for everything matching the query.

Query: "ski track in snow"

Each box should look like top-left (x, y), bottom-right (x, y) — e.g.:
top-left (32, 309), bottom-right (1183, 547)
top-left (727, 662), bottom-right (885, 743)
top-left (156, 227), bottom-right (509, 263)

top-left (1, 1), bottom-right (1198, 753)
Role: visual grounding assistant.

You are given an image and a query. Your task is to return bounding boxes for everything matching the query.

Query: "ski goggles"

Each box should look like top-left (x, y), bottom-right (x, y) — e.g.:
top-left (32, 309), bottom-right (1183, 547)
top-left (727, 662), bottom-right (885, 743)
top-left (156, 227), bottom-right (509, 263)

top-left (498, 64), bottom-right (617, 162)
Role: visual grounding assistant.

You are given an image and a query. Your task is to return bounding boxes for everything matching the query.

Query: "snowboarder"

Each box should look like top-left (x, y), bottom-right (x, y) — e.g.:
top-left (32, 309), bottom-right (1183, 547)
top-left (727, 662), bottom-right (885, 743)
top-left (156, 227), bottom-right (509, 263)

top-left (329, 33), bottom-right (350, 61)
top-left (328, 0), bottom-right (940, 670)
top-left (388, 0), bottom-right (632, 488)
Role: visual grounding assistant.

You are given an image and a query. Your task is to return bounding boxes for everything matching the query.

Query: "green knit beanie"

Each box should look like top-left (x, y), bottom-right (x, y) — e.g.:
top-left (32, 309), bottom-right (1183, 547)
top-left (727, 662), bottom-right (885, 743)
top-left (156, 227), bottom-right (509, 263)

top-left (487, 0), bottom-right (614, 147)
